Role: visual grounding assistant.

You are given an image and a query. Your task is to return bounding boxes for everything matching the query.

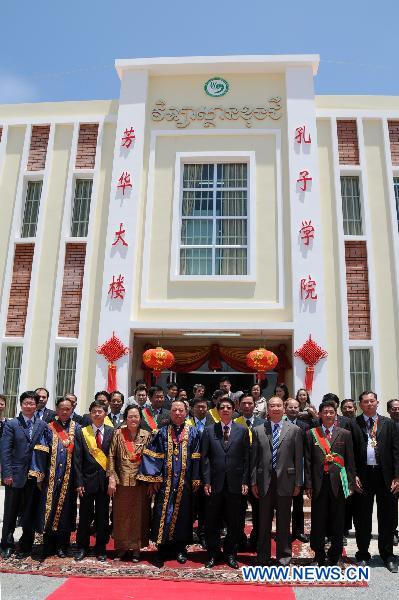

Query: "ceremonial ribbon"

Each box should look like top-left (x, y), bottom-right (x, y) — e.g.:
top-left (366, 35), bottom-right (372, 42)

top-left (234, 416), bottom-right (253, 444)
top-left (50, 420), bottom-right (75, 454)
top-left (142, 407), bottom-right (158, 432)
top-left (82, 426), bottom-right (107, 470)
top-left (104, 415), bottom-right (113, 428)
top-left (209, 407), bottom-right (220, 423)
top-left (311, 427), bottom-right (350, 498)
top-left (120, 427), bottom-right (141, 463)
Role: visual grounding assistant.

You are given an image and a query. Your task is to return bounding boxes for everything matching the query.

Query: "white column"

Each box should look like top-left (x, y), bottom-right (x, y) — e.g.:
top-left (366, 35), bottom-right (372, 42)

top-left (285, 66), bottom-right (328, 403)
top-left (95, 69), bottom-right (148, 393)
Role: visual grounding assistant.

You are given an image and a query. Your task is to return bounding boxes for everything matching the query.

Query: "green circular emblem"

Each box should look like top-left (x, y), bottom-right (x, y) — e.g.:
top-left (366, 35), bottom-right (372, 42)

top-left (204, 77), bottom-right (229, 97)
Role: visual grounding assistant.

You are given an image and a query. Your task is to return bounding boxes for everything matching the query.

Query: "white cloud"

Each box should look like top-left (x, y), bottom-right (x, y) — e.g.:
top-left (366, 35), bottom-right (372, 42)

top-left (0, 73), bottom-right (38, 103)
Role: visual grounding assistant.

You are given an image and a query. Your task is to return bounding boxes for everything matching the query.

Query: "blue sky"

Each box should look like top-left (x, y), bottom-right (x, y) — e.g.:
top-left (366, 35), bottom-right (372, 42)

top-left (1, 0), bottom-right (398, 103)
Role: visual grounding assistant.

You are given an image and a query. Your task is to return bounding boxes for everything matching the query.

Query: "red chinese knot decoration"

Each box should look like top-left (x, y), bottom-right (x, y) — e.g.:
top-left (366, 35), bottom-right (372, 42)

top-left (246, 348), bottom-right (278, 382)
top-left (142, 346), bottom-right (175, 378)
top-left (294, 335), bottom-right (328, 393)
top-left (96, 332), bottom-right (130, 392)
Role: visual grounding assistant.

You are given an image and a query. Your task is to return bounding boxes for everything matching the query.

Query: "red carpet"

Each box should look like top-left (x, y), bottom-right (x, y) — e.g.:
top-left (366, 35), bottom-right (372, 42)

top-left (48, 577), bottom-right (296, 600)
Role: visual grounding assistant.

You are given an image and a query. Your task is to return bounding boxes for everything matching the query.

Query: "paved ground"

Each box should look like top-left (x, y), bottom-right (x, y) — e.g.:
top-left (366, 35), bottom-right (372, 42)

top-left (0, 488), bottom-right (397, 598)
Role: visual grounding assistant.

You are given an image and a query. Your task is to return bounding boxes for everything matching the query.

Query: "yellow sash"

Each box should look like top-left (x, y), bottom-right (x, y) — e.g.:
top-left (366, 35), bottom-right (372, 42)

top-left (82, 426), bottom-right (107, 470)
top-left (209, 407), bottom-right (220, 423)
top-left (234, 416), bottom-right (253, 444)
top-left (104, 415), bottom-right (113, 427)
top-left (186, 417), bottom-right (195, 427)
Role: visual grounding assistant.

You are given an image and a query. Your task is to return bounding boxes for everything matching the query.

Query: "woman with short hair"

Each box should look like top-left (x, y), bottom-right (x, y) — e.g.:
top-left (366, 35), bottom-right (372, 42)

top-left (107, 405), bottom-right (151, 561)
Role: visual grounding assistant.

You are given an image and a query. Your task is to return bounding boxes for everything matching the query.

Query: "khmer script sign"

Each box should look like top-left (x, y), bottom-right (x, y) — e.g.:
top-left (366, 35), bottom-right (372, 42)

top-left (151, 98), bottom-right (283, 129)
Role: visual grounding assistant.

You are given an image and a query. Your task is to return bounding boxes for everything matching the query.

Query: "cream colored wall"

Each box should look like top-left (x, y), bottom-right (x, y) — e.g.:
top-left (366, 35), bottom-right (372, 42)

top-left (0, 100), bottom-right (118, 122)
top-left (79, 121), bottom-right (116, 406)
top-left (316, 96), bottom-right (399, 111)
top-left (0, 126), bottom-right (26, 298)
top-left (25, 124), bottom-right (74, 387)
top-left (363, 119), bottom-right (399, 399)
top-left (133, 72), bottom-right (292, 323)
top-left (317, 119), bottom-right (344, 397)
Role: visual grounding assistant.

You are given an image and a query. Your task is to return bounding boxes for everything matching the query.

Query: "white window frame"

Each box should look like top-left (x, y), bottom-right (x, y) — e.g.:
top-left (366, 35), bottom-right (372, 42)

top-left (70, 177), bottom-right (93, 238)
top-left (18, 174), bottom-right (44, 241)
top-left (340, 169), bottom-right (366, 240)
top-left (55, 345), bottom-right (78, 402)
top-left (170, 151), bottom-right (256, 282)
top-left (349, 345), bottom-right (374, 401)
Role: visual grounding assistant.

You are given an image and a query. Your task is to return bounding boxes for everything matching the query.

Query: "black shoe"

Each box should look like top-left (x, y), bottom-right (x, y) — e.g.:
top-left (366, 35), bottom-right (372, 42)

top-left (357, 559), bottom-right (368, 567)
top-left (176, 552), bottom-right (188, 564)
top-left (225, 555), bottom-right (239, 569)
top-left (342, 536), bottom-right (347, 546)
top-left (295, 533), bottom-right (309, 543)
top-left (1, 548), bottom-right (13, 559)
top-left (153, 553), bottom-right (164, 568)
top-left (255, 556), bottom-right (270, 566)
top-left (97, 554), bottom-right (107, 562)
top-left (15, 550), bottom-right (30, 559)
top-left (393, 534), bottom-right (399, 547)
top-left (56, 548), bottom-right (67, 559)
top-left (131, 551), bottom-right (140, 563)
top-left (74, 549), bottom-right (86, 561)
top-left (385, 560), bottom-right (398, 573)
top-left (205, 556), bottom-right (217, 568)
top-left (199, 536), bottom-right (207, 549)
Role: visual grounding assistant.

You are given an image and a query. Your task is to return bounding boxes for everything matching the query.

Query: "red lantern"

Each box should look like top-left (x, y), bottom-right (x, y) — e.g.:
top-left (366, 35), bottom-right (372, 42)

top-left (96, 332), bottom-right (130, 392)
top-left (142, 346), bottom-right (175, 378)
top-left (246, 348), bottom-right (278, 381)
top-left (294, 334), bottom-right (328, 392)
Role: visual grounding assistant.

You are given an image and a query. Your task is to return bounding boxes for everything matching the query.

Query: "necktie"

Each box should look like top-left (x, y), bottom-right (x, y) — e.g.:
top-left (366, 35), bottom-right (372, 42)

top-left (246, 419), bottom-right (252, 428)
top-left (26, 419), bottom-right (33, 439)
top-left (197, 420), bottom-right (204, 433)
top-left (223, 425), bottom-right (230, 444)
top-left (112, 414), bottom-right (118, 426)
top-left (272, 423), bottom-right (280, 469)
top-left (95, 429), bottom-right (102, 449)
top-left (368, 417), bottom-right (374, 431)
top-left (325, 428), bottom-right (331, 440)
top-left (37, 410), bottom-right (42, 420)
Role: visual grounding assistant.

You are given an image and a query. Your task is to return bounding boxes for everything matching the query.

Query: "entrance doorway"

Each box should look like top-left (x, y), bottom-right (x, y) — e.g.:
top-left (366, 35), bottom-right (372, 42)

top-left (177, 371), bottom-right (256, 400)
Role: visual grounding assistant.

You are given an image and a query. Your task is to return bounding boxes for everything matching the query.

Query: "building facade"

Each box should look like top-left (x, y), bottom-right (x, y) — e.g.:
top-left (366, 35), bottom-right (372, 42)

top-left (0, 54), bottom-right (398, 415)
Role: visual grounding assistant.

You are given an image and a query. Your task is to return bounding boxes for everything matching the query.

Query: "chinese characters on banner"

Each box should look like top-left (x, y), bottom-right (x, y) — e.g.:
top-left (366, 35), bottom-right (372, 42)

top-left (108, 127), bottom-right (135, 301)
top-left (295, 125), bottom-right (318, 302)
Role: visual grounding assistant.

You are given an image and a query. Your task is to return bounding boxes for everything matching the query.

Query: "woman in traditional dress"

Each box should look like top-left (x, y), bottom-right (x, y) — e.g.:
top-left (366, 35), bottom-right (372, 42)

top-left (107, 405), bottom-right (151, 561)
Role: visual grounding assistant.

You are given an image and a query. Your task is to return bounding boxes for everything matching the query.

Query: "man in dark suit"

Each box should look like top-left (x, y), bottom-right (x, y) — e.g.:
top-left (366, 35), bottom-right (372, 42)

top-left (387, 398), bottom-right (399, 546)
top-left (0, 390), bottom-right (50, 558)
top-left (352, 391), bottom-right (399, 572)
top-left (285, 397), bottom-right (310, 543)
top-left (188, 397), bottom-right (213, 548)
top-left (140, 385), bottom-right (170, 433)
top-left (64, 393), bottom-right (83, 424)
top-left (235, 393), bottom-right (265, 550)
top-left (163, 382), bottom-right (178, 411)
top-left (251, 396), bottom-right (303, 566)
top-left (108, 391), bottom-right (124, 428)
top-left (305, 400), bottom-right (356, 566)
top-left (201, 396), bottom-right (250, 569)
top-left (74, 400), bottom-right (114, 562)
top-left (0, 394), bottom-right (8, 439)
top-left (34, 387), bottom-right (56, 423)
top-left (81, 390), bottom-right (112, 427)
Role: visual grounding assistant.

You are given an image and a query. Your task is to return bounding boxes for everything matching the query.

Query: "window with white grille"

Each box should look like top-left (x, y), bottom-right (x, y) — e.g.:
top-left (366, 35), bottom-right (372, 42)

top-left (2, 346), bottom-right (23, 417)
top-left (341, 176), bottom-right (363, 236)
top-left (56, 347), bottom-right (77, 401)
top-left (350, 349), bottom-right (371, 402)
top-left (179, 163), bottom-right (248, 276)
top-left (21, 181), bottom-right (42, 238)
top-left (71, 179), bottom-right (93, 237)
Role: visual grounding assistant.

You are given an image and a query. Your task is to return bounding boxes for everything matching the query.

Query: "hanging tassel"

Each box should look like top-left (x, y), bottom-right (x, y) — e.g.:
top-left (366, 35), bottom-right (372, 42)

top-left (304, 366), bottom-right (314, 392)
top-left (107, 364), bottom-right (117, 392)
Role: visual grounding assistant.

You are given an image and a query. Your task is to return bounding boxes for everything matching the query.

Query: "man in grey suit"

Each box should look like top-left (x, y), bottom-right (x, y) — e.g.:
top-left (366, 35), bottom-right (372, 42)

top-left (251, 396), bottom-right (303, 566)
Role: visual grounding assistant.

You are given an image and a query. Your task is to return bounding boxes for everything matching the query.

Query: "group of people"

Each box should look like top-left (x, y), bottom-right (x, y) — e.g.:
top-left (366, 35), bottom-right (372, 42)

top-left (0, 379), bottom-right (398, 573)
